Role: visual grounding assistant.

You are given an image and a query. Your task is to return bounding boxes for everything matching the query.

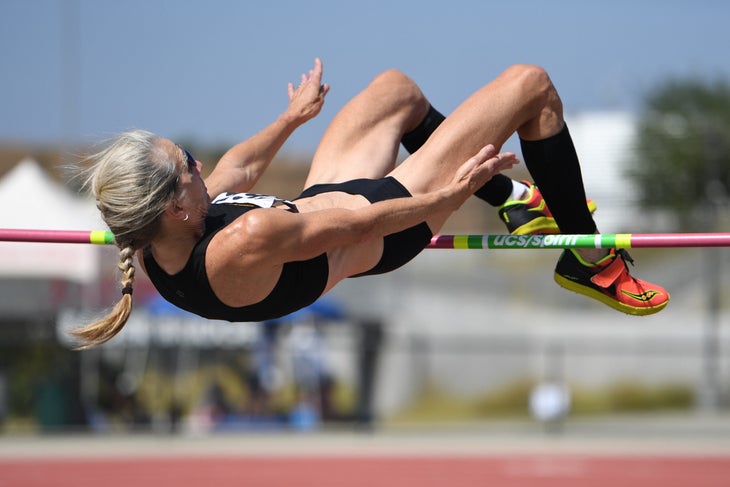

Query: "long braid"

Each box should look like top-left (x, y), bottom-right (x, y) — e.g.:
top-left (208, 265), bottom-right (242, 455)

top-left (71, 244), bottom-right (136, 349)
top-left (119, 245), bottom-right (136, 296)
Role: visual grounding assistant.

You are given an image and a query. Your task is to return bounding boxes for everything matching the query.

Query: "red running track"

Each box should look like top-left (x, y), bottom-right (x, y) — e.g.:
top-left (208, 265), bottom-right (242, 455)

top-left (2, 454), bottom-right (730, 487)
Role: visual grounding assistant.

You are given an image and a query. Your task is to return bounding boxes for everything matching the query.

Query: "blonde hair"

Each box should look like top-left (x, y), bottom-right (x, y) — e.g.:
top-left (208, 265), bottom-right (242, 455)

top-left (73, 129), bottom-right (180, 349)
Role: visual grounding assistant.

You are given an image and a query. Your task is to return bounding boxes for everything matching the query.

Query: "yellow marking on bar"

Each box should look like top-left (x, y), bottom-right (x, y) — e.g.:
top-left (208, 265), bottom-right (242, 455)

top-left (454, 235), bottom-right (470, 249)
top-left (90, 230), bottom-right (109, 245)
top-left (614, 234), bottom-right (632, 249)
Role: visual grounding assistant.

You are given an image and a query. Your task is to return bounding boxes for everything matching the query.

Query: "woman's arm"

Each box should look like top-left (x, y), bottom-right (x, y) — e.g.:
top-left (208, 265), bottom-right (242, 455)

top-left (218, 145), bottom-right (518, 265)
top-left (204, 58), bottom-right (330, 197)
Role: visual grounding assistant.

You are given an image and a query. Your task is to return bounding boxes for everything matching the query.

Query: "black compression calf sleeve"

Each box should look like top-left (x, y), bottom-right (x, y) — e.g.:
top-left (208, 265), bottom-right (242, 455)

top-left (473, 175), bottom-right (514, 207)
top-left (401, 105), bottom-right (446, 154)
top-left (402, 104), bottom-right (514, 207)
top-left (520, 124), bottom-right (597, 234)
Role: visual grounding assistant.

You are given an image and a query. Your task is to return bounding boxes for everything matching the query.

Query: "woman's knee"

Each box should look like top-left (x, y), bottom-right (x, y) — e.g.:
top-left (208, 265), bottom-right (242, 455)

top-left (500, 64), bottom-right (564, 137)
top-left (367, 69), bottom-right (430, 127)
top-left (502, 64), bottom-right (559, 105)
top-left (369, 69), bottom-right (420, 95)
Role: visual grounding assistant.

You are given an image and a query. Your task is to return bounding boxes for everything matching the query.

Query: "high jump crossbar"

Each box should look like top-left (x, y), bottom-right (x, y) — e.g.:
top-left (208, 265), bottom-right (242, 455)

top-left (1, 228), bottom-right (730, 249)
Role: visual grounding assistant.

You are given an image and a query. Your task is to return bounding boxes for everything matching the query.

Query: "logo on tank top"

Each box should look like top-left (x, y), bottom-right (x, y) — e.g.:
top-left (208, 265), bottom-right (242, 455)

top-left (212, 192), bottom-right (297, 211)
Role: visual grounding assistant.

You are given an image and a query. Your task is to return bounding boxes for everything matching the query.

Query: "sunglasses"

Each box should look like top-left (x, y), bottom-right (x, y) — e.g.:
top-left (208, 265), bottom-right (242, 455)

top-left (177, 145), bottom-right (197, 174)
top-left (168, 145), bottom-right (198, 197)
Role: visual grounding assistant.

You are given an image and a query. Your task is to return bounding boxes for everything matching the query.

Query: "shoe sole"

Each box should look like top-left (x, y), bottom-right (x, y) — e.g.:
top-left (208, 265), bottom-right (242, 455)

top-left (554, 273), bottom-right (669, 316)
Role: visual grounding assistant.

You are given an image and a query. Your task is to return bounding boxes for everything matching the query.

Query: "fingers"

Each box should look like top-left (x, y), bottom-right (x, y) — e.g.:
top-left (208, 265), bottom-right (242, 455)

top-left (290, 58), bottom-right (327, 99)
top-left (460, 145), bottom-right (494, 172)
top-left (462, 145), bottom-right (519, 184)
top-left (308, 58), bottom-right (324, 89)
top-left (457, 145), bottom-right (519, 175)
top-left (468, 144), bottom-right (516, 171)
top-left (312, 57), bottom-right (323, 80)
top-left (477, 144), bottom-right (517, 168)
top-left (489, 152), bottom-right (519, 173)
top-left (473, 144), bottom-right (496, 162)
top-left (301, 59), bottom-right (323, 85)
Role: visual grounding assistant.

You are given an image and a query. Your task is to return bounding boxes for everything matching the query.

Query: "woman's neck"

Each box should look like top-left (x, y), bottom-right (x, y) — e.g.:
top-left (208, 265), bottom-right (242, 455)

top-left (149, 221), bottom-right (204, 274)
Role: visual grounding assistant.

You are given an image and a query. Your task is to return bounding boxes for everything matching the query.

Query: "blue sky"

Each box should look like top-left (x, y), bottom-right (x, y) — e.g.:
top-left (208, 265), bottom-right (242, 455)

top-left (1, 0), bottom-right (729, 153)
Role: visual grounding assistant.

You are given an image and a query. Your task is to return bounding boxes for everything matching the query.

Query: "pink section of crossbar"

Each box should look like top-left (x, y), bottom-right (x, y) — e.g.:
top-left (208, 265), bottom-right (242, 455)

top-left (628, 233), bottom-right (730, 248)
top-left (0, 229), bottom-right (95, 244)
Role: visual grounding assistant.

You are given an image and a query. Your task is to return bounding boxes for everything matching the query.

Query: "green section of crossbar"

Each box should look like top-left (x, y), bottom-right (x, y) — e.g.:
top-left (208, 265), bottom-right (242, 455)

top-left (484, 234), bottom-right (629, 249)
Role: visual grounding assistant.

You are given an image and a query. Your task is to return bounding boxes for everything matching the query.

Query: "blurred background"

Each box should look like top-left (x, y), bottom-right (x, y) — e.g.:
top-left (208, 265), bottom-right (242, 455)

top-left (1, 1), bottom-right (730, 483)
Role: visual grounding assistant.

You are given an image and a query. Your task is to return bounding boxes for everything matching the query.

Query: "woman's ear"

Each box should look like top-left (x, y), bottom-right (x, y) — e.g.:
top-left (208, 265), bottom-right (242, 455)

top-left (165, 197), bottom-right (187, 220)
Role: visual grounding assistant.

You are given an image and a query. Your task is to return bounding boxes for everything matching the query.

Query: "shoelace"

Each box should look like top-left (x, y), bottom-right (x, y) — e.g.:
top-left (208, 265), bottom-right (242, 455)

top-left (616, 249), bottom-right (635, 268)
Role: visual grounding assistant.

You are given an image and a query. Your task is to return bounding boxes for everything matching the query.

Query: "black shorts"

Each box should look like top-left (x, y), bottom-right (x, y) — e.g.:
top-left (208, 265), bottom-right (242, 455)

top-left (297, 177), bottom-right (433, 276)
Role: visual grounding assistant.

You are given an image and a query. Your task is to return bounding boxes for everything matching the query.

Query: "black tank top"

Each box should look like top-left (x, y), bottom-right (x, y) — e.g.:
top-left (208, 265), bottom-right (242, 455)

top-left (143, 193), bottom-right (329, 322)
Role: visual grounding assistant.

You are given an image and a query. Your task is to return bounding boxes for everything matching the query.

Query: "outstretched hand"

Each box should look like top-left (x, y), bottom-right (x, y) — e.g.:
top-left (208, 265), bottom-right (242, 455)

top-left (286, 58), bottom-right (330, 123)
top-left (449, 144), bottom-right (519, 203)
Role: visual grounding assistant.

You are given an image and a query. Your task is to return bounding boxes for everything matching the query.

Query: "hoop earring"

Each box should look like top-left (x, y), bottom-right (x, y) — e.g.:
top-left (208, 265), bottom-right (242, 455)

top-left (183, 214), bottom-right (189, 222)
